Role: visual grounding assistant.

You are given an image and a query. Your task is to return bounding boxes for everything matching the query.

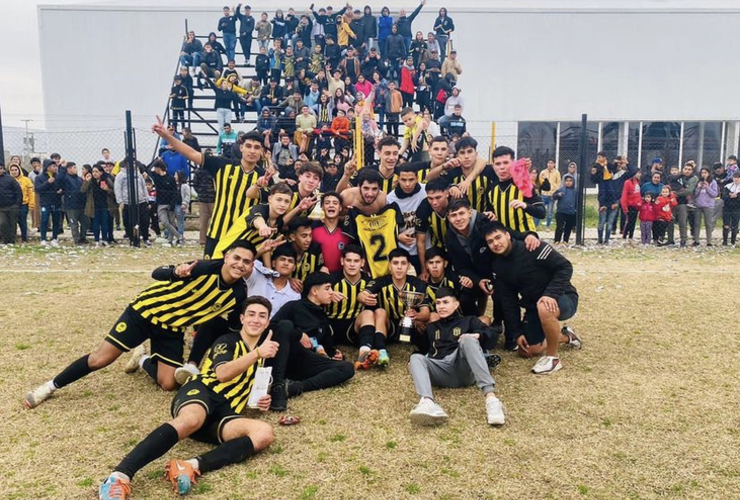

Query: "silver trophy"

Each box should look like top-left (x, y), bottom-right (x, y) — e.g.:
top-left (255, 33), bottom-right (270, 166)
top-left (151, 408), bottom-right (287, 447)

top-left (397, 290), bottom-right (425, 342)
top-left (308, 188), bottom-right (324, 220)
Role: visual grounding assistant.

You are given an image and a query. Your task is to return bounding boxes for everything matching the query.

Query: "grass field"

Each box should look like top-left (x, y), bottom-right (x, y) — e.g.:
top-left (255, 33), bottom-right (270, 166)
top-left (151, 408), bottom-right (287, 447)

top-left (1, 244), bottom-right (739, 500)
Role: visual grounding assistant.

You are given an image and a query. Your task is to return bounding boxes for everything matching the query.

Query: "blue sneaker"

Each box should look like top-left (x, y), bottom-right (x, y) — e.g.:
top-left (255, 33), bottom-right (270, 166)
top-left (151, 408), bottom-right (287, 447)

top-left (377, 349), bottom-right (390, 368)
top-left (99, 474), bottom-right (131, 500)
top-left (165, 460), bottom-right (199, 495)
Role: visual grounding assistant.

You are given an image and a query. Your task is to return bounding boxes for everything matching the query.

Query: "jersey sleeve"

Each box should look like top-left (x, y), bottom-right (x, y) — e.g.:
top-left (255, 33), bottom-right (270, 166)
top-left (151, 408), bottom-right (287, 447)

top-left (202, 153), bottom-right (230, 176)
top-left (208, 334), bottom-right (240, 370)
top-left (415, 200), bottom-right (432, 232)
top-left (341, 213), bottom-right (358, 240)
top-left (245, 203), bottom-right (269, 228)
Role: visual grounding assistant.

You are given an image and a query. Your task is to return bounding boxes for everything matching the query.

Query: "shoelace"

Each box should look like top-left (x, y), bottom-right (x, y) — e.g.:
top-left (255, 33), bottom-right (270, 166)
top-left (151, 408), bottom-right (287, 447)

top-left (106, 479), bottom-right (131, 500)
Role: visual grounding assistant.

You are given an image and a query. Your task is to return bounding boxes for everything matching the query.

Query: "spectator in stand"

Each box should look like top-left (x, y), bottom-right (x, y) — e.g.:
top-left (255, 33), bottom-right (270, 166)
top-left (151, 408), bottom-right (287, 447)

top-left (181, 127), bottom-right (200, 152)
top-left (337, 13), bottom-right (356, 49)
top-left (235, 4), bottom-right (255, 65)
top-left (191, 165), bottom-right (215, 247)
top-left (178, 67), bottom-right (194, 111)
top-left (216, 123), bottom-right (239, 158)
top-left (218, 5), bottom-right (238, 63)
top-left (441, 49), bottom-right (462, 79)
top-left (433, 72), bottom-right (456, 120)
top-left (268, 39), bottom-right (285, 82)
top-left (438, 86), bottom-right (463, 129)
top-left (174, 171), bottom-right (191, 238)
top-left (272, 133), bottom-right (299, 175)
top-left (442, 104), bottom-right (466, 138)
top-left (284, 8), bottom-right (301, 47)
top-left (552, 174), bottom-right (576, 244)
top-left (693, 166), bottom-right (718, 246)
top-left (384, 80), bottom-right (403, 137)
top-left (0, 163), bottom-right (21, 244)
top-left (204, 77), bottom-right (238, 132)
top-left (82, 164), bottom-right (115, 247)
top-left (425, 33), bottom-right (440, 59)
top-left (409, 31), bottom-right (427, 68)
top-left (256, 12), bottom-right (272, 52)
top-left (349, 10), bottom-right (366, 54)
top-left (339, 47), bottom-right (362, 84)
top-left (296, 105), bottom-right (317, 154)
top-left (162, 145), bottom-right (190, 181)
top-left (397, 0), bottom-right (426, 52)
top-left (399, 56), bottom-right (416, 108)
top-left (620, 170), bottom-right (642, 242)
top-left (257, 107), bottom-right (276, 148)
top-left (538, 159), bottom-right (561, 230)
top-left (361, 47), bottom-right (382, 79)
top-left (272, 9), bottom-right (288, 44)
top-left (169, 76), bottom-right (188, 132)
top-left (331, 109), bottom-right (350, 152)
top-left (255, 46), bottom-right (270, 85)
top-left (433, 7), bottom-right (454, 60)
top-left (206, 32), bottom-right (227, 60)
top-left (57, 162), bottom-right (88, 245)
top-left (323, 34), bottom-right (341, 71)
top-left (361, 6), bottom-right (378, 52)
top-left (35, 159), bottom-right (63, 246)
top-left (149, 160), bottom-right (183, 246)
top-left (722, 171), bottom-right (740, 246)
top-left (179, 31), bottom-right (203, 71)
top-left (377, 7), bottom-right (394, 55)
top-left (413, 62), bottom-right (430, 112)
top-left (199, 43), bottom-right (223, 85)
top-left (9, 164), bottom-right (34, 243)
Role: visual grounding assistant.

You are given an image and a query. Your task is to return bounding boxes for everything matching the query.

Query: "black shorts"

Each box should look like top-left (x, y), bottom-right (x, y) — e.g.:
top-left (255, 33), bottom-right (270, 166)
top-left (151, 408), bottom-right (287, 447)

top-left (170, 378), bottom-right (244, 445)
top-left (329, 318), bottom-right (358, 345)
top-left (521, 293), bottom-right (579, 346)
top-left (105, 306), bottom-right (184, 368)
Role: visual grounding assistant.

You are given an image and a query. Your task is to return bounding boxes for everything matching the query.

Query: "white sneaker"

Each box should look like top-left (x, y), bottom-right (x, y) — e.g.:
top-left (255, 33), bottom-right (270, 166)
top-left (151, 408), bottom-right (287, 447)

top-left (562, 325), bottom-right (582, 350)
top-left (174, 363), bottom-right (200, 385)
top-left (532, 355), bottom-right (562, 375)
top-left (124, 344), bottom-right (147, 373)
top-left (24, 382), bottom-right (55, 409)
top-left (50, 239), bottom-right (60, 248)
top-left (409, 399), bottom-right (448, 426)
top-left (486, 396), bottom-right (505, 425)
top-left (40, 240), bottom-right (49, 247)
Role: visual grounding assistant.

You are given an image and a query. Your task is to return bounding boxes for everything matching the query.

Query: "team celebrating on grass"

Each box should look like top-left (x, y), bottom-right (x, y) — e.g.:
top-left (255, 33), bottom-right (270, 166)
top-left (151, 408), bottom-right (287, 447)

top-left (18, 5), bottom-right (587, 500)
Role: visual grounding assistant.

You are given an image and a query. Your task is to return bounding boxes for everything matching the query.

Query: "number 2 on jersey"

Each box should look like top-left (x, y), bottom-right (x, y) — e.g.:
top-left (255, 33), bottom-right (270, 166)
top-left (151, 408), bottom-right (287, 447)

top-left (369, 234), bottom-right (388, 262)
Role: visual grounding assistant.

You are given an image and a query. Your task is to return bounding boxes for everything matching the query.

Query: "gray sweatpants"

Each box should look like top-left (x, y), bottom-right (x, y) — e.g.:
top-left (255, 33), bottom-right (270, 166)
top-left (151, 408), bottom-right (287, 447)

top-left (693, 207), bottom-right (714, 244)
top-left (157, 205), bottom-right (181, 243)
top-left (408, 336), bottom-right (495, 400)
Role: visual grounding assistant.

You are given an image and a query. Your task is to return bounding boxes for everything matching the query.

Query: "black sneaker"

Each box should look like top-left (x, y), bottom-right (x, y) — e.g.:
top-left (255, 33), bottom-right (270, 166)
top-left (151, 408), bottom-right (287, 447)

top-left (287, 379), bottom-right (304, 398)
top-left (484, 353), bottom-right (502, 369)
top-left (270, 383), bottom-right (288, 412)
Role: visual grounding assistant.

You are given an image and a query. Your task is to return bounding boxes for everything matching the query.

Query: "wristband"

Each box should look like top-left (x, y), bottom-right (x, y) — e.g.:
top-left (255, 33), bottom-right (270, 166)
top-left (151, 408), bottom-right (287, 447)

top-left (255, 347), bottom-right (261, 360)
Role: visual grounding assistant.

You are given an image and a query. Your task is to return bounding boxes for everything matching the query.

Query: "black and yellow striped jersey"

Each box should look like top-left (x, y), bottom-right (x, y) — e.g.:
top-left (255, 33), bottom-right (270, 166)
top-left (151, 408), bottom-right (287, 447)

top-left (326, 270), bottom-right (371, 320)
top-left (426, 273), bottom-right (459, 311)
top-left (366, 275), bottom-right (431, 322)
top-left (293, 242), bottom-right (325, 282)
top-left (130, 260), bottom-right (248, 332)
top-left (198, 331), bottom-right (265, 413)
top-left (258, 184), bottom-right (313, 218)
top-left (439, 164), bottom-right (496, 213)
top-left (415, 199), bottom-right (448, 250)
top-left (490, 179), bottom-right (542, 235)
top-left (213, 203), bottom-right (284, 259)
top-left (202, 154), bottom-right (263, 242)
top-left (342, 203), bottom-right (404, 278)
top-left (405, 160), bottom-right (433, 184)
top-left (350, 164), bottom-right (398, 194)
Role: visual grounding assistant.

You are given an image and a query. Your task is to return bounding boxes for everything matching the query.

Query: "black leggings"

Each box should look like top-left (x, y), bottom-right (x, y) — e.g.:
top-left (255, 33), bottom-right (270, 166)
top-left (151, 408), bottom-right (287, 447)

top-left (554, 213), bottom-right (576, 243)
top-left (623, 207), bottom-right (638, 239)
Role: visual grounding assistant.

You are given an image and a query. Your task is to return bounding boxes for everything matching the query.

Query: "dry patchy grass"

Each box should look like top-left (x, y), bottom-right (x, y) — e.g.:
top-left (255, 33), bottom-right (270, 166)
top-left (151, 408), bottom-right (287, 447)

top-left (0, 244), bottom-right (739, 500)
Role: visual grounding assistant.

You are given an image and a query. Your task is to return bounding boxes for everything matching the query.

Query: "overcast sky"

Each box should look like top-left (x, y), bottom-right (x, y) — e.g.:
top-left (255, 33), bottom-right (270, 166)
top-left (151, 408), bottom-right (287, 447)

top-left (0, 0), bottom-right (91, 128)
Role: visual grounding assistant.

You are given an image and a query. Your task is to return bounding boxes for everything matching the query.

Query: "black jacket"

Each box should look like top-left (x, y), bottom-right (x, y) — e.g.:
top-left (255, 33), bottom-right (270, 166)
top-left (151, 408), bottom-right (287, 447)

top-left (417, 314), bottom-right (499, 359)
top-left (0, 172), bottom-right (22, 208)
top-left (218, 13), bottom-right (238, 34)
top-left (236, 6), bottom-right (255, 36)
top-left (34, 160), bottom-right (63, 207)
top-left (361, 13), bottom-right (377, 38)
top-left (150, 172), bottom-right (178, 208)
top-left (270, 299), bottom-right (336, 356)
top-left (396, 4), bottom-right (423, 37)
top-left (385, 34), bottom-right (406, 60)
top-left (444, 210), bottom-right (491, 286)
top-left (349, 19), bottom-right (365, 48)
top-left (56, 166), bottom-right (86, 210)
top-left (489, 240), bottom-right (578, 336)
top-left (192, 167), bottom-right (216, 203)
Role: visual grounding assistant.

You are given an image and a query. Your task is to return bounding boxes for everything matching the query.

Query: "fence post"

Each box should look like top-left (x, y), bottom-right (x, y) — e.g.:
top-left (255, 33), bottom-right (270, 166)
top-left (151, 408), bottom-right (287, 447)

top-left (0, 104), bottom-right (5, 166)
top-left (575, 113), bottom-right (588, 246)
top-left (489, 121), bottom-right (496, 161)
top-left (125, 110), bottom-right (141, 247)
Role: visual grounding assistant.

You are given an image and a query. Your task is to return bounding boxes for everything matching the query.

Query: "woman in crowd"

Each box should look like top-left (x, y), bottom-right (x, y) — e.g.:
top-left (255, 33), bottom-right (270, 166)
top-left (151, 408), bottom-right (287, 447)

top-left (693, 166), bottom-right (718, 246)
top-left (82, 164), bottom-right (114, 247)
top-left (433, 7), bottom-right (455, 59)
top-left (400, 56), bottom-right (416, 109)
top-left (409, 31), bottom-right (428, 68)
top-left (9, 164), bottom-right (34, 243)
top-left (415, 61), bottom-right (431, 112)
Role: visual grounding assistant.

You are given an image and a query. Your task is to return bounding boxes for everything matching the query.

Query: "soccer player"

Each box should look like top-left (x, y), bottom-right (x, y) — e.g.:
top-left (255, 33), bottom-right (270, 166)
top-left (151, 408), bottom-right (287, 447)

top-left (406, 135), bottom-right (452, 183)
top-left (415, 178), bottom-right (450, 277)
top-left (23, 241), bottom-right (257, 409)
top-left (212, 182), bottom-right (293, 259)
top-left (247, 161), bottom-right (323, 219)
top-left (358, 248), bottom-right (432, 367)
top-left (342, 168), bottom-right (405, 278)
top-left (387, 163), bottom-right (428, 273)
top-left (337, 136), bottom-right (402, 194)
top-left (98, 297), bottom-right (278, 500)
top-left (285, 217), bottom-right (327, 286)
top-left (407, 287), bottom-right (505, 426)
top-left (247, 243), bottom-right (301, 317)
top-left (269, 272), bottom-right (356, 410)
top-left (311, 191), bottom-right (352, 273)
top-left (325, 245), bottom-right (385, 370)
top-left (484, 222), bottom-right (582, 374)
top-left (152, 116), bottom-right (266, 258)
top-left (423, 248), bottom-right (461, 308)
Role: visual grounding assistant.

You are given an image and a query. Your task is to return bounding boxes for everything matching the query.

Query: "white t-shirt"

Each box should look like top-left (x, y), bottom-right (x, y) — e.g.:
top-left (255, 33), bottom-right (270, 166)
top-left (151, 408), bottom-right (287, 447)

top-left (246, 261), bottom-right (300, 318)
top-left (387, 184), bottom-right (427, 256)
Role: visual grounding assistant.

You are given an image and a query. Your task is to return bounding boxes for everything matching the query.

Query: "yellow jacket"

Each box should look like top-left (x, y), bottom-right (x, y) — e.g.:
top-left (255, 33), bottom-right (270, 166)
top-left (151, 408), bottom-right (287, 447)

top-left (337, 22), bottom-right (355, 47)
top-left (15, 174), bottom-right (36, 208)
top-left (215, 77), bottom-right (247, 95)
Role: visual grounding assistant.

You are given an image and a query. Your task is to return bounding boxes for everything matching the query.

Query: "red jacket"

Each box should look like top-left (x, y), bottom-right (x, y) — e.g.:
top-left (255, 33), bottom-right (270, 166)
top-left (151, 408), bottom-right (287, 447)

top-left (621, 177), bottom-right (642, 213)
top-left (400, 66), bottom-right (416, 94)
top-left (654, 194), bottom-right (677, 222)
top-left (638, 201), bottom-right (656, 222)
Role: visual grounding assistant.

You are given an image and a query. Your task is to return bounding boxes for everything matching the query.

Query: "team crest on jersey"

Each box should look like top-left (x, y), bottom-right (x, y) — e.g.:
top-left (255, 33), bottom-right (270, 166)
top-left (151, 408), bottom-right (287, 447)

top-left (115, 322), bottom-right (127, 333)
top-left (212, 343), bottom-right (228, 357)
top-left (338, 241), bottom-right (345, 250)
top-left (453, 327), bottom-right (462, 337)
top-left (303, 261), bottom-right (312, 272)
top-left (212, 302), bottom-right (224, 312)
top-left (187, 389), bottom-right (200, 396)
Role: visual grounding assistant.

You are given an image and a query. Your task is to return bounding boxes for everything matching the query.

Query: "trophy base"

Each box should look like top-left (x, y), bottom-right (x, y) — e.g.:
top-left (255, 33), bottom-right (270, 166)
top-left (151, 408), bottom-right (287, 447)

top-left (399, 334), bottom-right (411, 343)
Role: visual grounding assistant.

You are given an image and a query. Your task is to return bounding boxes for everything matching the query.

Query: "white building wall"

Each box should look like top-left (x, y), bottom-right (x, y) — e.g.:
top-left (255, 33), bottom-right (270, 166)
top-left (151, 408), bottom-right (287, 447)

top-left (38, 2), bottom-right (740, 138)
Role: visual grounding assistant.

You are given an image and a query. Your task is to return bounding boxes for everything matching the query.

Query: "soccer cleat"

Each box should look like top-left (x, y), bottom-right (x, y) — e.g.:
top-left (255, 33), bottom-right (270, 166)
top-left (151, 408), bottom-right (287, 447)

top-left (24, 383), bottom-right (55, 409)
top-left (376, 349), bottom-right (390, 368)
top-left (165, 460), bottom-right (200, 495)
top-left (354, 349), bottom-right (379, 370)
top-left (99, 474), bottom-right (132, 500)
top-left (485, 353), bottom-right (502, 369)
top-left (486, 397), bottom-right (505, 425)
top-left (532, 355), bottom-right (562, 375)
top-left (174, 364), bottom-right (200, 386)
top-left (409, 399), bottom-right (448, 426)
top-left (562, 325), bottom-right (582, 350)
top-left (124, 345), bottom-right (147, 374)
